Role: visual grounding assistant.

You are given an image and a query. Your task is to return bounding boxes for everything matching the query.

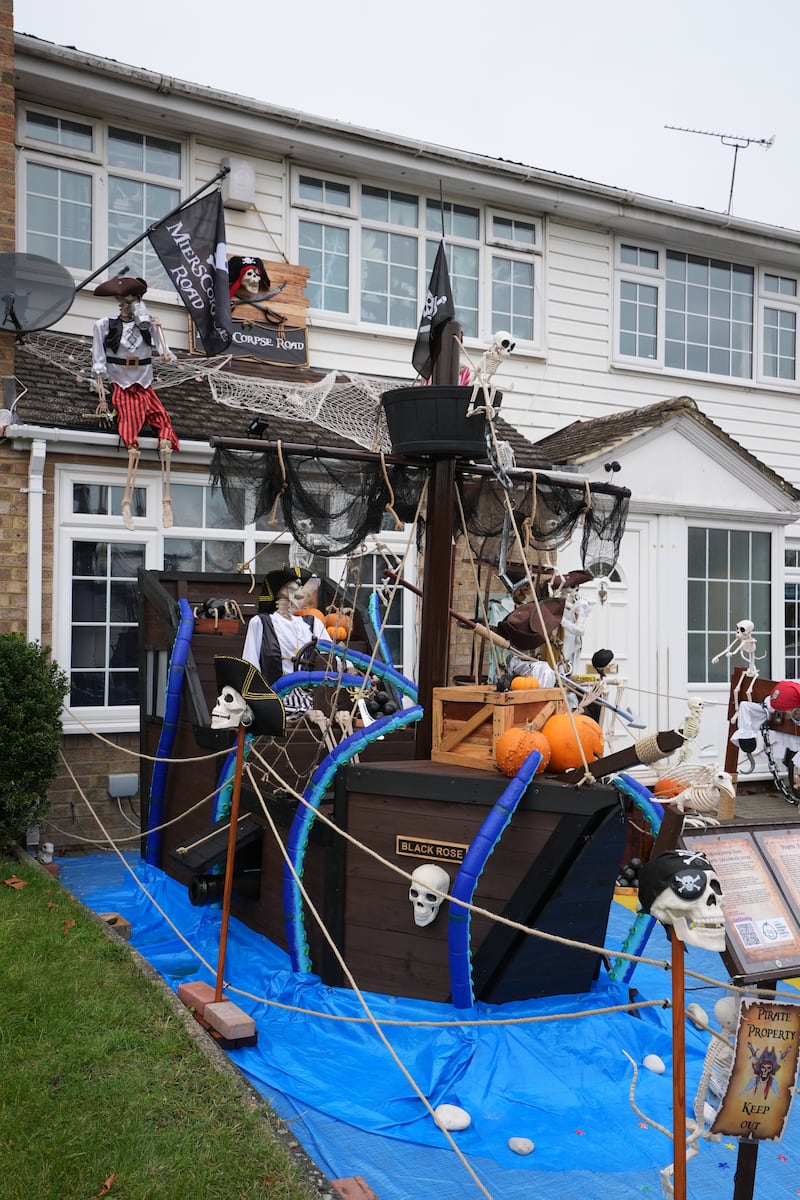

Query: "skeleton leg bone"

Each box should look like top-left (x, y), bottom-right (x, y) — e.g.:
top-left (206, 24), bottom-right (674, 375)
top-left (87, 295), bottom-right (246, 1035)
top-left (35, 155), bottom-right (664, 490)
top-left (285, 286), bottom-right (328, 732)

top-left (159, 439), bottom-right (173, 530)
top-left (121, 446), bottom-right (141, 531)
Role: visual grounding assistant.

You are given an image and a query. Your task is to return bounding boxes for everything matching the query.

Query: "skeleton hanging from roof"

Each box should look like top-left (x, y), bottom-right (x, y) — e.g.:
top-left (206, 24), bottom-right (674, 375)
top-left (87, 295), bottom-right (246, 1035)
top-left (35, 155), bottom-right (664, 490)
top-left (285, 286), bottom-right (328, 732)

top-left (92, 274), bottom-right (178, 531)
top-left (711, 618), bottom-right (764, 717)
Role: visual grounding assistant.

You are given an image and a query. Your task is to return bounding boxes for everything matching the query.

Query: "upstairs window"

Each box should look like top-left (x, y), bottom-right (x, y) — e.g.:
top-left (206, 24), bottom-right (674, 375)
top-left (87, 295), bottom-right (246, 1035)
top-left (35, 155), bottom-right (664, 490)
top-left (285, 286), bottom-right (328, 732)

top-left (615, 240), bottom-right (800, 386)
top-left (18, 105), bottom-right (184, 292)
top-left (293, 171), bottom-right (542, 346)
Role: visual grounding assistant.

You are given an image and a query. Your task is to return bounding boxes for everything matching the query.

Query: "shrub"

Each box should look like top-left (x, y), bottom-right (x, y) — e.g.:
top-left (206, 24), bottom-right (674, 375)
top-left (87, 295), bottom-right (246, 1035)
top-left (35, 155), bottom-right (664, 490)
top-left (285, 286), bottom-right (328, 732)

top-left (0, 634), bottom-right (69, 849)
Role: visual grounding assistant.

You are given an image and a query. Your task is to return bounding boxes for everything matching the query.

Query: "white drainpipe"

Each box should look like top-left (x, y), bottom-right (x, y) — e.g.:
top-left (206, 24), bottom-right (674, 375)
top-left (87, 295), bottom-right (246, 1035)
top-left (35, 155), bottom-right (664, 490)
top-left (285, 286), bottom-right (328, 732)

top-left (24, 438), bottom-right (46, 645)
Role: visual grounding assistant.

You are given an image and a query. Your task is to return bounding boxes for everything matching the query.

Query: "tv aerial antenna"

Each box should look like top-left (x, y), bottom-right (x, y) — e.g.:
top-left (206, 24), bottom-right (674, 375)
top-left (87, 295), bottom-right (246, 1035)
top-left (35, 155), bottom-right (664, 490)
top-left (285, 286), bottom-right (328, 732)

top-left (665, 125), bottom-right (775, 215)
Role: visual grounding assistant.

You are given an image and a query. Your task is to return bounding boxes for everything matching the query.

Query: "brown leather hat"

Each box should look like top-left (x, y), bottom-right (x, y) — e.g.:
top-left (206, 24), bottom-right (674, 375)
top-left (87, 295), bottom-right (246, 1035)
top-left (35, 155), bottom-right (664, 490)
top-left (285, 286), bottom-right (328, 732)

top-left (94, 275), bottom-right (148, 299)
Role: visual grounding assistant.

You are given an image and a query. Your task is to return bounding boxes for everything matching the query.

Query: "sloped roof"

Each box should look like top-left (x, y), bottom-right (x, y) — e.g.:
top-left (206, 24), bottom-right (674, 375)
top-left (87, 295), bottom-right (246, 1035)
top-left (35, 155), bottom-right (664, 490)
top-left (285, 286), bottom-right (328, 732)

top-left (9, 332), bottom-right (551, 468)
top-left (533, 395), bottom-right (800, 502)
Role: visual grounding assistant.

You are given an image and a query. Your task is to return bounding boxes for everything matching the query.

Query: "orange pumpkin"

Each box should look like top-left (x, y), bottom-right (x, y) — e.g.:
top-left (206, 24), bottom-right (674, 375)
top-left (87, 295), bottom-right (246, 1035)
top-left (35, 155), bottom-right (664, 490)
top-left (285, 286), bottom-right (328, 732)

top-left (329, 625), bottom-right (350, 642)
top-left (296, 607), bottom-right (326, 625)
top-left (325, 611), bottom-right (352, 635)
top-left (541, 712), bottom-right (604, 773)
top-left (495, 726), bottom-right (551, 777)
top-left (509, 675), bottom-right (541, 690)
top-left (652, 777), bottom-right (683, 799)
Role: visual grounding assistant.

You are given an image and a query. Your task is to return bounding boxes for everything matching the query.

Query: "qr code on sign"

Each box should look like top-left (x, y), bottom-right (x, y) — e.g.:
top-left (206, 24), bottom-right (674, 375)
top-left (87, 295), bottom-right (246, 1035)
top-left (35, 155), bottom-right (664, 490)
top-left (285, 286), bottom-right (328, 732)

top-left (734, 918), bottom-right (760, 948)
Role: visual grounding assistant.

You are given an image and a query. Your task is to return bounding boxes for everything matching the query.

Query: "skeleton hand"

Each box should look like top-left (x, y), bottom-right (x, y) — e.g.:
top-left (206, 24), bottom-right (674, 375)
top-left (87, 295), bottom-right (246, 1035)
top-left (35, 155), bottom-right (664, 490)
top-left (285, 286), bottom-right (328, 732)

top-left (94, 374), bottom-right (108, 411)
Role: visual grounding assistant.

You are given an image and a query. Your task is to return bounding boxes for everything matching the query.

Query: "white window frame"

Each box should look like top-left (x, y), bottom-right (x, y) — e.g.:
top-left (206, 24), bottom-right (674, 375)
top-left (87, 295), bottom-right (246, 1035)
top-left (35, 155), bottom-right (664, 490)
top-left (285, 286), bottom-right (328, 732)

top-left (291, 168), bottom-right (545, 349)
top-left (56, 464), bottom-right (420, 731)
top-left (486, 209), bottom-right (543, 347)
top-left (17, 103), bottom-right (186, 300)
top-left (613, 237), bottom-right (800, 389)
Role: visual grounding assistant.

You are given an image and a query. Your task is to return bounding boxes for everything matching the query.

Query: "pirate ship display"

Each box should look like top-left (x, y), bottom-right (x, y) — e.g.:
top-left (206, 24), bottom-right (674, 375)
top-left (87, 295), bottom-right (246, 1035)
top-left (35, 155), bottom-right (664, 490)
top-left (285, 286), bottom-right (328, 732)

top-left (134, 242), bottom-right (702, 1006)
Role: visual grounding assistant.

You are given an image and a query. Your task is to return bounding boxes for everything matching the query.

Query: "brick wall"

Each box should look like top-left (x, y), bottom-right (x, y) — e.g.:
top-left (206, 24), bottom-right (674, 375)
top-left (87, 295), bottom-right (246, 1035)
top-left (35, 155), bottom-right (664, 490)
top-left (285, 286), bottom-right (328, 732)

top-left (0, 0), bottom-right (13, 381)
top-left (46, 733), bottom-right (144, 852)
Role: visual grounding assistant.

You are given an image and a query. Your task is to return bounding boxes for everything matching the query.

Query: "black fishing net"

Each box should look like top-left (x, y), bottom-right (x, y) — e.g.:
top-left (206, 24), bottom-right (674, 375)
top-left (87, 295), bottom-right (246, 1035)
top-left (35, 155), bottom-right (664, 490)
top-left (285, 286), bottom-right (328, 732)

top-left (210, 446), bottom-right (628, 567)
top-left (456, 470), bottom-right (629, 573)
top-left (210, 446), bottom-right (427, 555)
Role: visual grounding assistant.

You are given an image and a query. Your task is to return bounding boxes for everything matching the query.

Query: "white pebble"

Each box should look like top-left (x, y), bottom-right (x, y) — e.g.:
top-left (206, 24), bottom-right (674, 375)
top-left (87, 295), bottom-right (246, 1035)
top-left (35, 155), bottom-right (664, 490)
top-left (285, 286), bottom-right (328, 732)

top-left (433, 1103), bottom-right (471, 1131)
top-left (687, 1002), bottom-right (708, 1029)
top-left (508, 1136), bottom-right (535, 1155)
top-left (643, 1054), bottom-right (666, 1074)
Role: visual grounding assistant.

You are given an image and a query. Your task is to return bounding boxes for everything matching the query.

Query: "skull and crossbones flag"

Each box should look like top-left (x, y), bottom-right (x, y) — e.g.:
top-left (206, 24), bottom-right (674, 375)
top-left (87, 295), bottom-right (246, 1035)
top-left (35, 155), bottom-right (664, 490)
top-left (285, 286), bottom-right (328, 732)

top-left (412, 239), bottom-right (455, 381)
top-left (148, 190), bottom-right (233, 355)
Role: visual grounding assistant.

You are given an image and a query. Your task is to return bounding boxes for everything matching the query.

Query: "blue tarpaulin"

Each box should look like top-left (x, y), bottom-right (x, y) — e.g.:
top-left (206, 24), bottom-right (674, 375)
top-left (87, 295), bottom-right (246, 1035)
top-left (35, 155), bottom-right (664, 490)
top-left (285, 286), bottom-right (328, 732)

top-left (58, 853), bottom-right (800, 1200)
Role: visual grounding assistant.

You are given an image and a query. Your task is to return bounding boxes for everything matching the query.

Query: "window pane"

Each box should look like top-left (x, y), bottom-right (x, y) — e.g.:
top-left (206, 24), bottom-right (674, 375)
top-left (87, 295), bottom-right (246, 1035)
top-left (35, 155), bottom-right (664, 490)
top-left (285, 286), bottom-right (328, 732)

top-left (687, 527), bottom-right (771, 683)
top-left (69, 539), bottom-right (144, 707)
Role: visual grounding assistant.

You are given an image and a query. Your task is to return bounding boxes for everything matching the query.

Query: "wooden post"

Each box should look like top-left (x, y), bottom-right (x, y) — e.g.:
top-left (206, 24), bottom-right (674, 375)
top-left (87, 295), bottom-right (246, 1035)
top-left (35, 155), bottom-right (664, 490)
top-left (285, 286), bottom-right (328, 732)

top-left (214, 722), bottom-right (246, 1002)
top-left (415, 454), bottom-right (455, 759)
top-left (671, 928), bottom-right (687, 1200)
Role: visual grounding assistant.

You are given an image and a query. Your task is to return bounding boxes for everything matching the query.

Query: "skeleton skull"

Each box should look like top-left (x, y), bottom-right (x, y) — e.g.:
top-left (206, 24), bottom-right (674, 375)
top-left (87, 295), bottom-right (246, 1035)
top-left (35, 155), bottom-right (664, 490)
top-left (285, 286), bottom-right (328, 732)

top-left (737, 619), bottom-right (754, 637)
top-left (492, 329), bottom-right (516, 355)
top-left (409, 863), bottom-right (450, 927)
top-left (211, 685), bottom-right (254, 730)
top-left (637, 849), bottom-right (726, 951)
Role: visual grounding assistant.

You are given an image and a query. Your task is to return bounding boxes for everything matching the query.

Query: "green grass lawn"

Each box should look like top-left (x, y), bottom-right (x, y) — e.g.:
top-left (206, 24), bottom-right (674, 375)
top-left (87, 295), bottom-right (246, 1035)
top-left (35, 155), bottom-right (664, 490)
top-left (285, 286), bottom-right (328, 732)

top-left (0, 856), bottom-right (326, 1200)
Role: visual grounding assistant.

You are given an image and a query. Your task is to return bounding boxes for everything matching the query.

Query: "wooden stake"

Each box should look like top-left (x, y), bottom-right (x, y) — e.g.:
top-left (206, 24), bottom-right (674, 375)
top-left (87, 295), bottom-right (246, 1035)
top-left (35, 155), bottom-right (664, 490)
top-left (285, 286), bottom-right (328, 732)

top-left (671, 928), bottom-right (687, 1200)
top-left (214, 722), bottom-right (246, 1003)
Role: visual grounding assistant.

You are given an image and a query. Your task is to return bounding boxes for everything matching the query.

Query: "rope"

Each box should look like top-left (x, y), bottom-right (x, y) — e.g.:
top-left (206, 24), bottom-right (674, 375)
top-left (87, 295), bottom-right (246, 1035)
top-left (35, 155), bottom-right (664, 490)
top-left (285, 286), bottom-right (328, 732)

top-left (635, 733), bottom-right (667, 764)
top-left (378, 450), bottom-right (402, 530)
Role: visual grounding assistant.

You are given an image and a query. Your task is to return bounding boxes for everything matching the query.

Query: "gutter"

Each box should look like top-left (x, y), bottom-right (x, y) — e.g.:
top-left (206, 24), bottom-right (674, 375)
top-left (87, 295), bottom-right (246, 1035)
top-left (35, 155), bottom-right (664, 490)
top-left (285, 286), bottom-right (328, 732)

top-left (10, 424), bottom-right (212, 464)
top-left (24, 439), bottom-right (46, 644)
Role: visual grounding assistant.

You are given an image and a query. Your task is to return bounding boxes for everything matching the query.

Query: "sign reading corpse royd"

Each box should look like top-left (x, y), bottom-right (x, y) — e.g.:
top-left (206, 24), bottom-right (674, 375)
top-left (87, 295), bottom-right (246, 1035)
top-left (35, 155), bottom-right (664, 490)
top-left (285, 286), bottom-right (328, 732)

top-left (188, 255), bottom-right (310, 366)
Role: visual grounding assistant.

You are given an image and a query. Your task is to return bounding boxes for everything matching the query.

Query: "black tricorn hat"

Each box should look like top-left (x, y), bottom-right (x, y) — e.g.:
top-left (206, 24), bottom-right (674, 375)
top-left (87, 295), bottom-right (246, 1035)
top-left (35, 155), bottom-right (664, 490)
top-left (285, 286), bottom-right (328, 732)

top-left (213, 655), bottom-right (285, 737)
top-left (228, 254), bottom-right (271, 297)
top-left (258, 563), bottom-right (311, 612)
top-left (94, 275), bottom-right (148, 299)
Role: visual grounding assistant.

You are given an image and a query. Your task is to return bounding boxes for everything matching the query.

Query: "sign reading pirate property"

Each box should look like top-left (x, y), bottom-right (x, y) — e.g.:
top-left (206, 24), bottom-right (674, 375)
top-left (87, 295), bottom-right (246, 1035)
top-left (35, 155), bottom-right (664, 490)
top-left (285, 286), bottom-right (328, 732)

top-left (711, 998), bottom-right (800, 1140)
top-left (395, 836), bottom-right (468, 863)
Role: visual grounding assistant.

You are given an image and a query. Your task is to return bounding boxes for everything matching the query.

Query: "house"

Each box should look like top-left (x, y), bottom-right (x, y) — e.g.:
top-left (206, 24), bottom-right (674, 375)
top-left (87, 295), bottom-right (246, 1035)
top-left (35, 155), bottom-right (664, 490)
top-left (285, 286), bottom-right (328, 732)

top-left (4, 30), bottom-right (800, 847)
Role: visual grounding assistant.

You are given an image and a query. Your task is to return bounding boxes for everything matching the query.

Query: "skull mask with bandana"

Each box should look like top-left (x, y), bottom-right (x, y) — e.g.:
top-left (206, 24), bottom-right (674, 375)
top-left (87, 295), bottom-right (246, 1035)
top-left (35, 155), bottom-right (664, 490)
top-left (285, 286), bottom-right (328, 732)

top-left (637, 849), bottom-right (726, 951)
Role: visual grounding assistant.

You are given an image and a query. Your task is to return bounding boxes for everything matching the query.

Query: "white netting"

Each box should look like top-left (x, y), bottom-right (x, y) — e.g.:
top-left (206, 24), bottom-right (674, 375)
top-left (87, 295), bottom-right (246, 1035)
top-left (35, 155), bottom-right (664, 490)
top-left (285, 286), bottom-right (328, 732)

top-left (18, 331), bottom-right (406, 452)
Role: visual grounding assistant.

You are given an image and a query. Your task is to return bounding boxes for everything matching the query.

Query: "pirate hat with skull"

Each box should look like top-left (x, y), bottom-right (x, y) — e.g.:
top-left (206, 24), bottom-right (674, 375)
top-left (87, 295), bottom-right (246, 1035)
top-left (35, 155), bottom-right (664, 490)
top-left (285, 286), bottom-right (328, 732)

top-left (258, 563), bottom-right (313, 613)
top-left (228, 254), bottom-right (271, 298)
top-left (638, 848), bottom-right (726, 951)
top-left (211, 655), bottom-right (285, 737)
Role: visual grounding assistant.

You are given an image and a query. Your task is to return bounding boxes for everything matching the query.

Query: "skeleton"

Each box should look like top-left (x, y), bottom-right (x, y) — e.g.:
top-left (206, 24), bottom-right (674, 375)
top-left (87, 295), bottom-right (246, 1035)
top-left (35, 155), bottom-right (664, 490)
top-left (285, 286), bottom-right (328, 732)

top-left (409, 863), bottom-right (451, 927)
top-left (625, 995), bottom-right (737, 1200)
top-left (305, 707), bottom-right (336, 751)
top-left (92, 280), bottom-right (177, 531)
top-left (462, 330), bottom-right (516, 416)
top-left (559, 588), bottom-right (592, 674)
top-left (711, 619), bottom-right (764, 716)
top-left (673, 696), bottom-right (712, 763)
top-left (657, 762), bottom-right (736, 824)
top-left (211, 685), bottom-right (253, 730)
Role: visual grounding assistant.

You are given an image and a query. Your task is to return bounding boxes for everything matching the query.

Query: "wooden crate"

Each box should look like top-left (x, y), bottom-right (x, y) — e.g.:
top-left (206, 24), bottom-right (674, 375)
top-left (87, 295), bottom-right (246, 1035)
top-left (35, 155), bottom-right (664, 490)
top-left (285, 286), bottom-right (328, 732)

top-left (431, 685), bottom-right (565, 772)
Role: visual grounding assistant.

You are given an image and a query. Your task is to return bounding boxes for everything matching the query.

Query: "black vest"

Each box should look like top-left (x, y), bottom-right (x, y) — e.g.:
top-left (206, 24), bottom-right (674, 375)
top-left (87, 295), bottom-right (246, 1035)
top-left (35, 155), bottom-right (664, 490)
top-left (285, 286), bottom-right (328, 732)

top-left (257, 613), bottom-right (315, 684)
top-left (104, 316), bottom-right (153, 354)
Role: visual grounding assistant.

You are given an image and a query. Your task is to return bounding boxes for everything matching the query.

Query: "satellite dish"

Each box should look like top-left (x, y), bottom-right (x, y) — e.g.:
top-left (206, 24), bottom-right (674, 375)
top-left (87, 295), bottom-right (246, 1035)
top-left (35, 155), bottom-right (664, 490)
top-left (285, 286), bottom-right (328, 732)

top-left (0, 252), bottom-right (75, 334)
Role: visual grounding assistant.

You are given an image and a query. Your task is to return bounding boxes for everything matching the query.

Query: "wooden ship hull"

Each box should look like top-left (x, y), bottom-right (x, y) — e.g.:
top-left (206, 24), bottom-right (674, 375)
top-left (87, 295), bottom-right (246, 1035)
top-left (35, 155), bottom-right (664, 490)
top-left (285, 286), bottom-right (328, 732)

top-left (139, 568), bottom-right (632, 1005)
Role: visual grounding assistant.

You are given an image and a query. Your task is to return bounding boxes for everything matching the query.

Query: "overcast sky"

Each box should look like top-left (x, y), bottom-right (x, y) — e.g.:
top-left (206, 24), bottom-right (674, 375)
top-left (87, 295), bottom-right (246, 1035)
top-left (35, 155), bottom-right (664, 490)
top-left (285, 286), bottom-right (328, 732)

top-left (14, 0), bottom-right (800, 232)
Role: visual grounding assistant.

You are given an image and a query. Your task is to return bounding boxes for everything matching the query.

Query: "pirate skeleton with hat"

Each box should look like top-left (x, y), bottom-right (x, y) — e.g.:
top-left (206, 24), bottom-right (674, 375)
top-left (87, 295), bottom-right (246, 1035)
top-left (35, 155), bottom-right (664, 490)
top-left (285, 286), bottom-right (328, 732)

top-left (242, 563), bottom-right (327, 716)
top-left (731, 678), bottom-right (800, 796)
top-left (228, 255), bottom-right (287, 324)
top-left (92, 274), bottom-right (178, 530)
top-left (210, 655), bottom-right (286, 737)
